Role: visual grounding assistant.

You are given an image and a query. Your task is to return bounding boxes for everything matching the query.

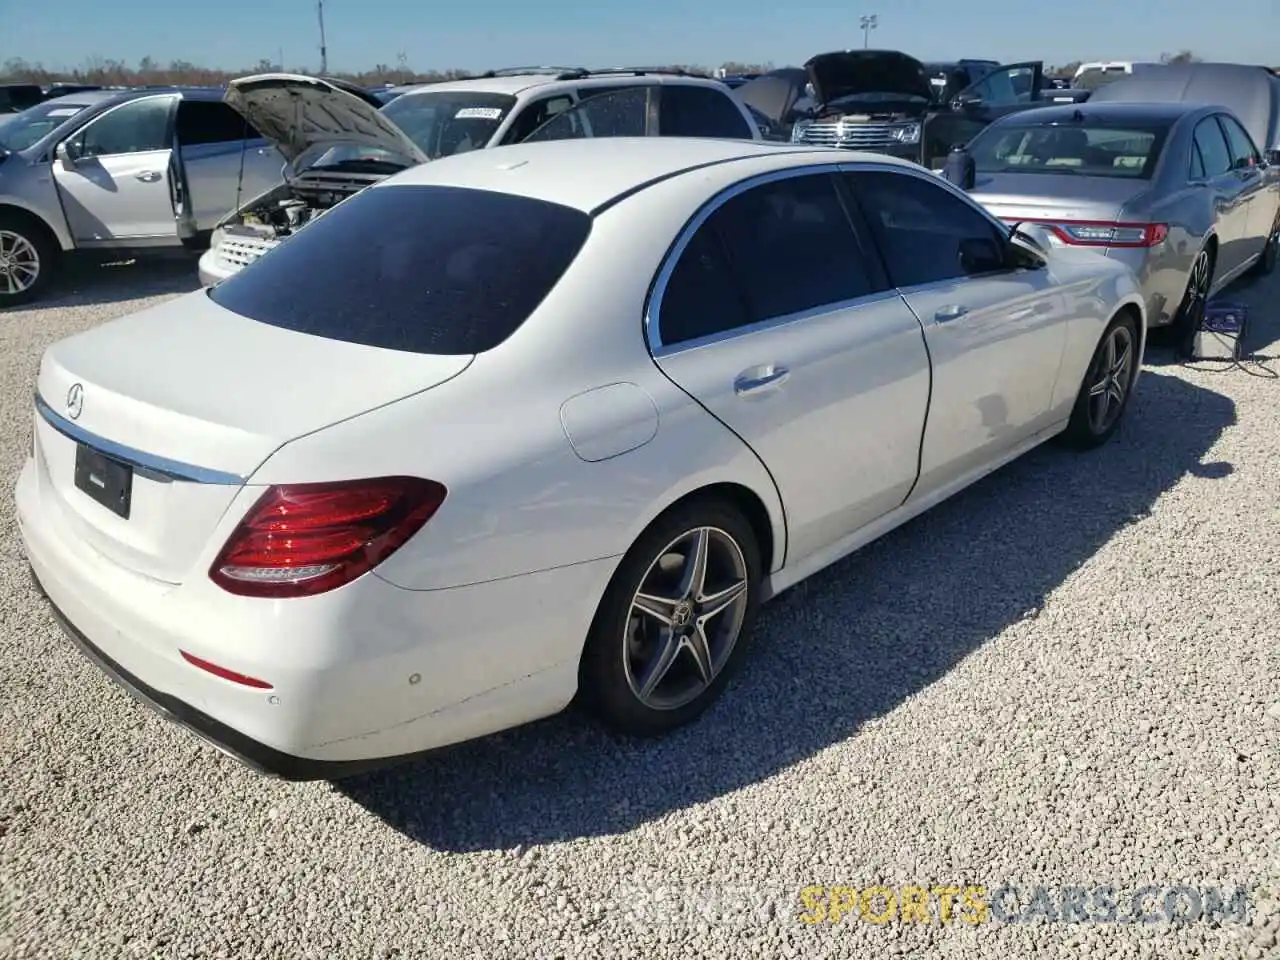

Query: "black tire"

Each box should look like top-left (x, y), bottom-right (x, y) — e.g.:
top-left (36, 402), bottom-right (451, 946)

top-left (1170, 244), bottom-right (1214, 356)
top-left (0, 212), bottom-right (58, 308)
top-left (1250, 214), bottom-right (1278, 278)
top-left (1061, 310), bottom-right (1141, 450)
top-left (578, 498), bottom-right (763, 736)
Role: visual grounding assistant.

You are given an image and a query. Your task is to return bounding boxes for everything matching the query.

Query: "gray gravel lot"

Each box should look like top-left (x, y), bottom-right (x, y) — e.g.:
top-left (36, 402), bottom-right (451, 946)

top-left (1, 257), bottom-right (1278, 960)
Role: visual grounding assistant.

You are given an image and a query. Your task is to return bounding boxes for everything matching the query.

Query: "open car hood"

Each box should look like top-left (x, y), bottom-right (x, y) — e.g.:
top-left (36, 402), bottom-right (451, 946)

top-left (804, 50), bottom-right (934, 106)
top-left (224, 73), bottom-right (429, 166)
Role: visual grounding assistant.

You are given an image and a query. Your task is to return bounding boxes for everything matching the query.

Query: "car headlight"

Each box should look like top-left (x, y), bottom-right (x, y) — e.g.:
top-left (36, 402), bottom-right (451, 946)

top-left (208, 227), bottom-right (225, 251)
top-left (893, 123), bottom-right (922, 145)
top-left (791, 120), bottom-right (812, 143)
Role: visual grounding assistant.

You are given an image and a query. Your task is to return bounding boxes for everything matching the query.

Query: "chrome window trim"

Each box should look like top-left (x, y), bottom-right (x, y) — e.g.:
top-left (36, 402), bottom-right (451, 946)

top-left (34, 394), bottom-right (246, 486)
top-left (644, 158), bottom-right (1023, 356)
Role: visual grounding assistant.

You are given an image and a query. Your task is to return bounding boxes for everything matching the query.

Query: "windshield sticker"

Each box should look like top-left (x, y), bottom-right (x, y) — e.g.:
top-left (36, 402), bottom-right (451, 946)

top-left (47, 108), bottom-right (84, 117)
top-left (455, 107), bottom-right (503, 120)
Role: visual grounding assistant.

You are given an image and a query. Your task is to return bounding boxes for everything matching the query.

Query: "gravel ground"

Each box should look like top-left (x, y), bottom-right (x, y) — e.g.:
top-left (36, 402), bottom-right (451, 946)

top-left (1, 257), bottom-right (1278, 960)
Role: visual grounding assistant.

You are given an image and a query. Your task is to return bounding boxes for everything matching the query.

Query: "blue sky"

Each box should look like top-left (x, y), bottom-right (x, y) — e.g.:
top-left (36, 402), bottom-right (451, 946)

top-left (4, 0), bottom-right (1277, 74)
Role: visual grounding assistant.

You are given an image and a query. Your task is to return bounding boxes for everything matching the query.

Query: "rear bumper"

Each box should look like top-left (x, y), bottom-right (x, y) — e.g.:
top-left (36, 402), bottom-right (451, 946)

top-left (28, 564), bottom-right (367, 781)
top-left (15, 454), bottom-right (604, 780)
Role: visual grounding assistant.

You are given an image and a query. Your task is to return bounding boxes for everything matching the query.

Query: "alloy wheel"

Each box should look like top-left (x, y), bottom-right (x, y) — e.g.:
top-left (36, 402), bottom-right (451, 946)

top-left (1183, 249), bottom-right (1211, 327)
top-left (622, 526), bottom-right (750, 711)
top-left (0, 230), bottom-right (41, 297)
top-left (1087, 324), bottom-right (1135, 435)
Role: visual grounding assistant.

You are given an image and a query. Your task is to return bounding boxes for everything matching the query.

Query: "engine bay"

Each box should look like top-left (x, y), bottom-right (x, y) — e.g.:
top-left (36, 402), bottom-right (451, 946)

top-left (222, 167), bottom-right (395, 241)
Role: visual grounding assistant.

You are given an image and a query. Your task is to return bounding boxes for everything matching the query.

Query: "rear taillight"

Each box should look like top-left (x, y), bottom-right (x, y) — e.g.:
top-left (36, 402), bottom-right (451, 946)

top-left (1018, 219), bottom-right (1169, 248)
top-left (210, 476), bottom-right (447, 598)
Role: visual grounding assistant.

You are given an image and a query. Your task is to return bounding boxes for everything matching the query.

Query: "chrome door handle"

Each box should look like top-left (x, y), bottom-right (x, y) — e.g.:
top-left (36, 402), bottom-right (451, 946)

top-left (135, 170), bottom-right (162, 182)
top-left (734, 365), bottom-right (790, 395)
top-left (934, 304), bottom-right (970, 323)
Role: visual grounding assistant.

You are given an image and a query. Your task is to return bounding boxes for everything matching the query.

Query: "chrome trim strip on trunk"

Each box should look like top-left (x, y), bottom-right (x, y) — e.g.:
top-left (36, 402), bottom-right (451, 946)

top-left (33, 394), bottom-right (247, 486)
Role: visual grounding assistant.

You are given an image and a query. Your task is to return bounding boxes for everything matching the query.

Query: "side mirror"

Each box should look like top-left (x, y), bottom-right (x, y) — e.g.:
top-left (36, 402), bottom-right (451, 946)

top-left (1266, 148), bottom-right (1280, 167)
top-left (55, 141), bottom-right (77, 170)
top-left (952, 92), bottom-right (983, 112)
top-left (958, 236), bottom-right (1005, 274)
top-left (1008, 223), bottom-right (1051, 267)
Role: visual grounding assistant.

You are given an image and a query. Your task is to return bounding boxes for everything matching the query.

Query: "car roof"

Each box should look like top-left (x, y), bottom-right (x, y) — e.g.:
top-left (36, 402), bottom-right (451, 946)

top-left (39, 86), bottom-right (227, 111)
top-left (376, 136), bottom-right (918, 213)
top-left (993, 101), bottom-right (1207, 124)
top-left (392, 72), bottom-right (728, 98)
top-left (1086, 63), bottom-right (1278, 148)
top-left (37, 90), bottom-right (120, 108)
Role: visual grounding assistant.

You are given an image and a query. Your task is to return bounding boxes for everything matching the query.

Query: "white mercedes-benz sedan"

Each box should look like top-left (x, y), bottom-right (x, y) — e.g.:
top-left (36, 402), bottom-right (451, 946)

top-left (17, 138), bottom-right (1147, 780)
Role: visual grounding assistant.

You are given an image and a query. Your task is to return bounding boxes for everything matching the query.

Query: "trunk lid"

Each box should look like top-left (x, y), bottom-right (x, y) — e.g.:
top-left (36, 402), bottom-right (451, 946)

top-left (969, 172), bottom-right (1151, 223)
top-left (224, 73), bottom-right (429, 167)
top-left (804, 50), bottom-right (934, 107)
top-left (34, 290), bottom-right (471, 584)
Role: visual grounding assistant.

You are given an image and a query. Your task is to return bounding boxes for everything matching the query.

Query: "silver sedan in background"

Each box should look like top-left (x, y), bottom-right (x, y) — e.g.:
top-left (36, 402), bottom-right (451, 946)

top-left (963, 102), bottom-right (1280, 343)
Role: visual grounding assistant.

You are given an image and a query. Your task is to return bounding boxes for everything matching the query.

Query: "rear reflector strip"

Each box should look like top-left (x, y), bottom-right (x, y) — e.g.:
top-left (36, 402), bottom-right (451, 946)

top-left (180, 650), bottom-right (274, 689)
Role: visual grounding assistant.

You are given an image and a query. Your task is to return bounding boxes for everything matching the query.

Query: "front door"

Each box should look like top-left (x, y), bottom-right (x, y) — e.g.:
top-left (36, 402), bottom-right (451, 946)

top-left (925, 61), bottom-right (1044, 168)
top-left (53, 95), bottom-right (180, 245)
top-left (647, 169), bottom-right (932, 564)
top-left (843, 166), bottom-right (1069, 499)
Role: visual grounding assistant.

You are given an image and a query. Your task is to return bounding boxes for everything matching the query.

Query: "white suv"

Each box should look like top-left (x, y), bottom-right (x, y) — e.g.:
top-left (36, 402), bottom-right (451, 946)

top-left (198, 68), bottom-right (762, 284)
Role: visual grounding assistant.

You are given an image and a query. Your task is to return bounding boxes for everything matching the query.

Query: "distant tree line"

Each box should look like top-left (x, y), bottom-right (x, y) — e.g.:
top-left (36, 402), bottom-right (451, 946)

top-left (0, 56), bottom-right (774, 88)
top-left (5, 49), bottom-right (1268, 89)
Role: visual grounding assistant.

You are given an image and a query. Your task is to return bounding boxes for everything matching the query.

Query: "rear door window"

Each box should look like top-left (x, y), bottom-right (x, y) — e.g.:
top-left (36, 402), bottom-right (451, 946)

top-left (176, 99), bottom-right (264, 145)
top-left (658, 86), bottom-right (754, 139)
top-left (208, 185), bottom-right (592, 355)
top-left (1192, 118), bottom-right (1232, 177)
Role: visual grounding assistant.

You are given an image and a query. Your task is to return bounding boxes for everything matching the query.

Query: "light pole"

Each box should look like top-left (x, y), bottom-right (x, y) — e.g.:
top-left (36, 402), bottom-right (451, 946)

top-left (317, 0), bottom-right (328, 74)
top-left (860, 14), bottom-right (877, 49)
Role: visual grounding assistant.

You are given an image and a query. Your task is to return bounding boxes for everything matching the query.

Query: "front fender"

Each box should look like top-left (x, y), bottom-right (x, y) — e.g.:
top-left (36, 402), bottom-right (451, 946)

top-left (0, 189), bottom-right (73, 252)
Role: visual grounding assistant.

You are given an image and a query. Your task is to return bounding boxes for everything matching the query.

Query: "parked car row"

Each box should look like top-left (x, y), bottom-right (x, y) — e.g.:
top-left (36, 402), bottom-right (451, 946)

top-left (0, 66), bottom-right (764, 303)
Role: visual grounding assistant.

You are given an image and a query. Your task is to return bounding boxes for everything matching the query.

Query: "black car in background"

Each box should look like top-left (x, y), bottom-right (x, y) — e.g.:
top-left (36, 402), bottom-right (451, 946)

top-left (0, 84), bottom-right (45, 114)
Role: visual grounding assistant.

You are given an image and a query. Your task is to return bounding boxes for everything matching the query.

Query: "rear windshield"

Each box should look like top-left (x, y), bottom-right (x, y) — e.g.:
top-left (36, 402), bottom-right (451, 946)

top-left (969, 120), bottom-right (1172, 179)
top-left (208, 185), bottom-right (592, 355)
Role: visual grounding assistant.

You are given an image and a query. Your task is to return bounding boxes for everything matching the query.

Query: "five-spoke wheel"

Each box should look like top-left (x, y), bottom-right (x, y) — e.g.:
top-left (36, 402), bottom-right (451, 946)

top-left (579, 501), bottom-right (761, 735)
top-left (1064, 310), bottom-right (1140, 448)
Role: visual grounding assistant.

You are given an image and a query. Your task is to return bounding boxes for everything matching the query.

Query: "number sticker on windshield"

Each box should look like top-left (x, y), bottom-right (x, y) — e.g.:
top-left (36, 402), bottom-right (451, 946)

top-left (47, 108), bottom-right (83, 117)
top-left (455, 107), bottom-right (503, 120)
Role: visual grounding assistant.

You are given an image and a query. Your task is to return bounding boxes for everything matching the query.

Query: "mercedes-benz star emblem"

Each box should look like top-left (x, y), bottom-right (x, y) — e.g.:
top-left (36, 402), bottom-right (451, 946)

top-left (66, 383), bottom-right (84, 421)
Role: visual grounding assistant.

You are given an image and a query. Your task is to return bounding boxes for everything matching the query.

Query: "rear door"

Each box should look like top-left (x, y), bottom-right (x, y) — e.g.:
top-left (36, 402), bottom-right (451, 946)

top-left (174, 98), bottom-right (286, 231)
top-left (1191, 115), bottom-right (1251, 276)
top-left (52, 94), bottom-right (181, 245)
top-left (648, 169), bottom-right (931, 564)
top-left (843, 165), bottom-right (1069, 500)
